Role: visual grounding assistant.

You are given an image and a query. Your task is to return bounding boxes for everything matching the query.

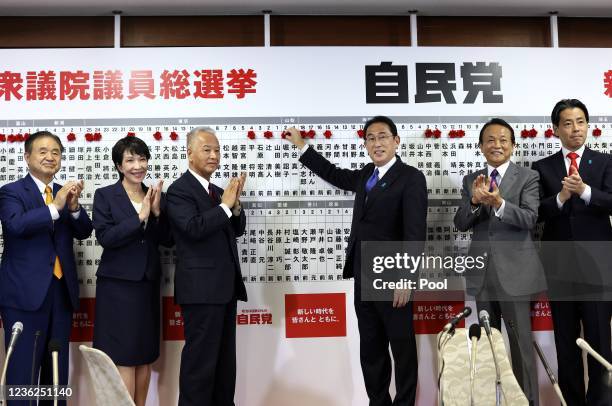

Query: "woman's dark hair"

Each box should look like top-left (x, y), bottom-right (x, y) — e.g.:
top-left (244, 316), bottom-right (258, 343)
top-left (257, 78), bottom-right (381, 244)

top-left (111, 136), bottom-right (151, 180)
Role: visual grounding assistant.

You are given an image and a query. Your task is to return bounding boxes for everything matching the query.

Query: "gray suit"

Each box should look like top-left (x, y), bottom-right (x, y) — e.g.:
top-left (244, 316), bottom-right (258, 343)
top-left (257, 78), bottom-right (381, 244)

top-left (454, 161), bottom-right (546, 406)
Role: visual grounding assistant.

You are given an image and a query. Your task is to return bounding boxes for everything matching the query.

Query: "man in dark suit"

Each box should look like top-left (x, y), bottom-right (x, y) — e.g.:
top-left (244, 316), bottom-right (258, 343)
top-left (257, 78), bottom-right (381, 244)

top-left (284, 116), bottom-right (427, 406)
top-left (0, 130), bottom-right (93, 406)
top-left (454, 118), bottom-right (545, 405)
top-left (532, 99), bottom-right (612, 406)
top-left (166, 126), bottom-right (246, 406)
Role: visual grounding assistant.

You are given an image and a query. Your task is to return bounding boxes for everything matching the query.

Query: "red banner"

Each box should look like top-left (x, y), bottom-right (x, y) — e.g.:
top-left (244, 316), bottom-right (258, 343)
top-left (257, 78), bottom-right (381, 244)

top-left (285, 293), bottom-right (346, 338)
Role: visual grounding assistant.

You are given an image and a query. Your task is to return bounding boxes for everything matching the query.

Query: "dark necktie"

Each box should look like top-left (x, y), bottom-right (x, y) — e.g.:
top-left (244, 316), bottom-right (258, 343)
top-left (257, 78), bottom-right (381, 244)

top-left (489, 168), bottom-right (499, 192)
top-left (208, 183), bottom-right (219, 203)
top-left (365, 168), bottom-right (379, 194)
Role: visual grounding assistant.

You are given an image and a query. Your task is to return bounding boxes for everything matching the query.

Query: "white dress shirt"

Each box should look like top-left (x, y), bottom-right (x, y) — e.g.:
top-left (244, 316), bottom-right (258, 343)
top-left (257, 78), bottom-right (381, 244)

top-left (556, 145), bottom-right (591, 208)
top-left (30, 175), bottom-right (80, 220)
top-left (188, 168), bottom-right (232, 218)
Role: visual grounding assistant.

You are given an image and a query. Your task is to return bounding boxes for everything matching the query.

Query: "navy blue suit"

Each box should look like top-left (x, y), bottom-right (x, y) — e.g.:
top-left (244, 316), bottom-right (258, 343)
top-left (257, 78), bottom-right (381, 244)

top-left (299, 147), bottom-right (427, 406)
top-left (533, 148), bottom-right (612, 406)
top-left (0, 173), bottom-right (92, 405)
top-left (167, 170), bottom-right (246, 406)
top-left (92, 181), bottom-right (172, 365)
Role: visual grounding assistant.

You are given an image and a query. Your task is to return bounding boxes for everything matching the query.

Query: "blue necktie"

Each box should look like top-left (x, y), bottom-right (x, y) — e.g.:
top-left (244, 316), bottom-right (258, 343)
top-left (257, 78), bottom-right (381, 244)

top-left (365, 168), bottom-right (379, 194)
top-left (489, 168), bottom-right (499, 192)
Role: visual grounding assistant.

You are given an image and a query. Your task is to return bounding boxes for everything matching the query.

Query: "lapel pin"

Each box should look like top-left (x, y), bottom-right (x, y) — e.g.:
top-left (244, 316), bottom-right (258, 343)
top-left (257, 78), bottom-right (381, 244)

top-left (380, 182), bottom-right (387, 188)
top-left (588, 160), bottom-right (592, 164)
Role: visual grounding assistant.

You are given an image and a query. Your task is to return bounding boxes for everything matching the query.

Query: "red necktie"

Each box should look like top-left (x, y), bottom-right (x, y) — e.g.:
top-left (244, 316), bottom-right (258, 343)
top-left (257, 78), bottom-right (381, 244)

top-left (567, 152), bottom-right (579, 175)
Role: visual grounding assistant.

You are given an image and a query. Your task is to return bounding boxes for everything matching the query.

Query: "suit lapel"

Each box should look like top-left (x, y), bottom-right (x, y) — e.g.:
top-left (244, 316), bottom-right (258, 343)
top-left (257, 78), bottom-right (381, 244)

top-left (113, 180), bottom-right (142, 217)
top-left (184, 171), bottom-right (214, 206)
top-left (552, 150), bottom-right (567, 182)
top-left (498, 162), bottom-right (518, 196)
top-left (24, 174), bottom-right (47, 207)
top-left (578, 147), bottom-right (595, 184)
top-left (364, 157), bottom-right (402, 211)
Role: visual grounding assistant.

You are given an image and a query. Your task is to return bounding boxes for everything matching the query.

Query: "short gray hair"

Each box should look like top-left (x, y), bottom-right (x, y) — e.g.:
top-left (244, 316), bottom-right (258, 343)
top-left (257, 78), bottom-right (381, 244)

top-left (187, 126), bottom-right (216, 148)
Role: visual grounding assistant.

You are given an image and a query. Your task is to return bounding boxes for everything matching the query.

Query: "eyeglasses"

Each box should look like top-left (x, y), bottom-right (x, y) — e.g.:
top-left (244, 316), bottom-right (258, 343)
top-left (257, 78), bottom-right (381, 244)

top-left (365, 134), bottom-right (395, 144)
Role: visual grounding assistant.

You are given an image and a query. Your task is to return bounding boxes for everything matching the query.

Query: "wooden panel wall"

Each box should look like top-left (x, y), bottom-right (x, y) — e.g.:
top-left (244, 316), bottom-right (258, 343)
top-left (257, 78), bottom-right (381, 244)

top-left (120, 16), bottom-right (264, 47)
top-left (0, 17), bottom-right (114, 48)
top-left (1, 15), bottom-right (611, 48)
top-left (418, 17), bottom-right (551, 47)
top-left (559, 18), bottom-right (612, 48)
top-left (270, 16), bottom-right (411, 46)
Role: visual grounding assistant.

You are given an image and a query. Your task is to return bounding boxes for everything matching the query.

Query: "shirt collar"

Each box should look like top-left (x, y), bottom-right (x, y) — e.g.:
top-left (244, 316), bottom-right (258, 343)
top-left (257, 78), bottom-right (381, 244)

top-left (375, 156), bottom-right (397, 179)
top-left (488, 160), bottom-right (511, 179)
top-left (188, 168), bottom-right (210, 190)
top-left (30, 174), bottom-right (53, 194)
top-left (561, 144), bottom-right (586, 159)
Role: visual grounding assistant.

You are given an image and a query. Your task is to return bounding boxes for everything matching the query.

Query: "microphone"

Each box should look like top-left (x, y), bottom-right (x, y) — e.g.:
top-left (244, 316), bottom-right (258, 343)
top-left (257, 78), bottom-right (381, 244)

top-left (1, 322), bottom-right (24, 405)
top-left (478, 309), bottom-right (492, 337)
top-left (534, 340), bottom-right (567, 406)
top-left (48, 340), bottom-right (61, 406)
top-left (576, 338), bottom-right (612, 388)
top-left (576, 338), bottom-right (612, 371)
top-left (7, 322), bottom-right (24, 352)
top-left (442, 306), bottom-right (472, 333)
top-left (479, 310), bottom-right (502, 406)
top-left (468, 323), bottom-right (481, 406)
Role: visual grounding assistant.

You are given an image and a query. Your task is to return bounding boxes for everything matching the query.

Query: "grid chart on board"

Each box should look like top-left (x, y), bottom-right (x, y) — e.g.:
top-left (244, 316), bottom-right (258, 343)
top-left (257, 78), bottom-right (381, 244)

top-left (0, 115), bottom-right (610, 291)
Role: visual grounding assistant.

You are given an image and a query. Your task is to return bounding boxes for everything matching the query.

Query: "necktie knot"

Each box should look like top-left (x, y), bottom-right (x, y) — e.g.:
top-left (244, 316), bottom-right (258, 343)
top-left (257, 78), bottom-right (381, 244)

top-left (44, 186), bottom-right (53, 204)
top-left (567, 152), bottom-right (579, 175)
top-left (365, 168), bottom-right (379, 194)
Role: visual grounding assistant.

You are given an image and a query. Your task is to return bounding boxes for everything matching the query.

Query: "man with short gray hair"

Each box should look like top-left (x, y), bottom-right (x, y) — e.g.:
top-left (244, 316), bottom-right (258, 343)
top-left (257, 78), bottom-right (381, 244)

top-left (167, 126), bottom-right (247, 406)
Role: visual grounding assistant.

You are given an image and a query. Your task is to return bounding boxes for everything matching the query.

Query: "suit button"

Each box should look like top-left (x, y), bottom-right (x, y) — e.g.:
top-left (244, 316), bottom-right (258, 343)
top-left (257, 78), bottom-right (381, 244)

top-left (141, 240), bottom-right (145, 244)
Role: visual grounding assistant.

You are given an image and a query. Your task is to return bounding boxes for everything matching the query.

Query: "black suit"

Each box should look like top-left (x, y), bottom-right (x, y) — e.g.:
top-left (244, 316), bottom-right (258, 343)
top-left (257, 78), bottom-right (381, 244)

top-left (300, 146), bottom-right (427, 406)
top-left (167, 170), bottom-right (247, 406)
top-left (533, 147), bottom-right (612, 406)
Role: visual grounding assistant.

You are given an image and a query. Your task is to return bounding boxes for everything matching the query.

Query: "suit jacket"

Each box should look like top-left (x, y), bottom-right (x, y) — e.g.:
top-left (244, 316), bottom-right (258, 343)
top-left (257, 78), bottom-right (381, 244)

top-left (166, 171), bottom-right (247, 304)
top-left (454, 162), bottom-right (546, 296)
top-left (0, 174), bottom-right (93, 311)
top-left (532, 147), bottom-right (612, 241)
top-left (299, 147), bottom-right (427, 279)
top-left (93, 181), bottom-right (173, 281)
top-left (532, 147), bottom-right (612, 295)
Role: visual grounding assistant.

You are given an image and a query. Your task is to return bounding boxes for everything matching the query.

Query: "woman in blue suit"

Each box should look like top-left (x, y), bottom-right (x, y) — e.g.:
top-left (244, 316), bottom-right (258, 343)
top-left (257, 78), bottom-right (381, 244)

top-left (92, 136), bottom-right (172, 406)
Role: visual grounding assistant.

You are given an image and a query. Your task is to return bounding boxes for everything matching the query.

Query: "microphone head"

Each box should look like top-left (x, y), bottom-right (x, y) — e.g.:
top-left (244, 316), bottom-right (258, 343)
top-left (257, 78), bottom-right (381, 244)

top-left (12, 321), bottom-right (23, 333)
top-left (48, 339), bottom-right (62, 354)
top-left (478, 309), bottom-right (490, 322)
top-left (468, 323), bottom-right (481, 340)
top-left (576, 338), bottom-right (587, 349)
top-left (463, 306), bottom-right (472, 317)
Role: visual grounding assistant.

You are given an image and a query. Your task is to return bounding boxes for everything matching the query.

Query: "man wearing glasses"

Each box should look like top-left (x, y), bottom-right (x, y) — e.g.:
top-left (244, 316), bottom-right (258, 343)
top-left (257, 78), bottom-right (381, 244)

top-left (284, 116), bottom-right (427, 406)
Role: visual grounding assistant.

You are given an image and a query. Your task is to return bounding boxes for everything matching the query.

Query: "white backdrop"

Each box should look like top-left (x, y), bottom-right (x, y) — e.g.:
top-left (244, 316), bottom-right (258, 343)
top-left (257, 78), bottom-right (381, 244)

top-left (1, 46), bottom-right (611, 405)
